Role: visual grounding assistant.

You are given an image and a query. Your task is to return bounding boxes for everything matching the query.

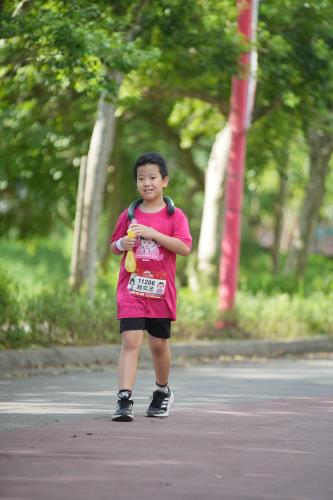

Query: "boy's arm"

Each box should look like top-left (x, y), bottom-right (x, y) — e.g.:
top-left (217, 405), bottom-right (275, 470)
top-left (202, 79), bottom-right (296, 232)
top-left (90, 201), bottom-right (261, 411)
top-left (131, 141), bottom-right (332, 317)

top-left (110, 210), bottom-right (136, 255)
top-left (129, 223), bottom-right (190, 256)
top-left (110, 240), bottom-right (123, 255)
top-left (154, 232), bottom-right (190, 256)
top-left (110, 235), bottom-right (136, 255)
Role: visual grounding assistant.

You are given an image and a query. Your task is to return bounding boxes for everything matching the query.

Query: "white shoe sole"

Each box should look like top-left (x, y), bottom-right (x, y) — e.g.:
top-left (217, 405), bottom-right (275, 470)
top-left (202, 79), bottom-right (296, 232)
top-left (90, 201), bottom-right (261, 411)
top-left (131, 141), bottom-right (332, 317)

top-left (112, 413), bottom-right (134, 422)
top-left (146, 392), bottom-right (174, 418)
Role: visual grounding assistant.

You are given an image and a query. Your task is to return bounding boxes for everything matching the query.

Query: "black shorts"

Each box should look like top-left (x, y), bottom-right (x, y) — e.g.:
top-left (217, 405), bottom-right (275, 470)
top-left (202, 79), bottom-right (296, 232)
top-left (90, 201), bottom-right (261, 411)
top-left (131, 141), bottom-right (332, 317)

top-left (119, 317), bottom-right (171, 339)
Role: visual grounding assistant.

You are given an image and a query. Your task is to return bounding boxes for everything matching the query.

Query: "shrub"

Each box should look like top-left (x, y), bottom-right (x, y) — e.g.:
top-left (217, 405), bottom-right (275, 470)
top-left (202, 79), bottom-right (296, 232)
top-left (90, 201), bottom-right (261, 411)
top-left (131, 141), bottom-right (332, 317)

top-left (174, 287), bottom-right (219, 340)
top-left (0, 267), bottom-right (19, 324)
top-left (229, 292), bottom-right (333, 339)
top-left (23, 285), bottom-right (119, 346)
top-left (0, 281), bottom-right (119, 349)
top-left (0, 268), bottom-right (26, 348)
top-left (1, 234), bottom-right (333, 349)
top-left (173, 288), bottom-right (333, 341)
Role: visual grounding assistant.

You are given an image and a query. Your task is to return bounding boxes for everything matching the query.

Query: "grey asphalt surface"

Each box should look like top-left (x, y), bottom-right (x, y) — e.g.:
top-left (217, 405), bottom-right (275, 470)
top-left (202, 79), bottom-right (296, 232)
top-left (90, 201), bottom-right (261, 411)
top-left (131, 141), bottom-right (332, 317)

top-left (1, 358), bottom-right (333, 499)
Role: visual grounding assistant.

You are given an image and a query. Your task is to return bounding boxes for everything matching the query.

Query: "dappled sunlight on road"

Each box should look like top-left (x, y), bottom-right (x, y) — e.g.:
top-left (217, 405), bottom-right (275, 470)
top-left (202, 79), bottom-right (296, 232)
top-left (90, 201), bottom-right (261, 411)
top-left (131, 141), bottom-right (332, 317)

top-left (1, 358), bottom-right (333, 430)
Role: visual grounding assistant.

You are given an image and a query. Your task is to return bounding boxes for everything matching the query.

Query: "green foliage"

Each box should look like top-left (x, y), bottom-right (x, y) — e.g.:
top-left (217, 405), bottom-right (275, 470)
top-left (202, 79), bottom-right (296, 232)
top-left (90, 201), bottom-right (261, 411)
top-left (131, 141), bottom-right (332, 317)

top-left (174, 288), bottom-right (219, 340)
top-left (246, 0), bottom-right (333, 245)
top-left (240, 239), bottom-right (333, 296)
top-left (174, 286), bottom-right (333, 342)
top-left (0, 0), bottom-right (160, 237)
top-left (138, 0), bottom-right (239, 95)
top-left (22, 285), bottom-right (118, 348)
top-left (0, 267), bottom-right (20, 326)
top-left (0, 233), bottom-right (119, 349)
top-left (1, 0), bottom-right (333, 349)
top-left (3, 0), bottom-right (333, 247)
top-left (0, 266), bottom-right (28, 348)
top-left (2, 234), bottom-right (333, 349)
top-left (258, 0), bottom-right (333, 114)
top-left (0, 285), bottom-right (118, 349)
top-left (0, 232), bottom-right (71, 293)
top-left (235, 291), bottom-right (333, 339)
top-left (168, 98), bottom-right (224, 149)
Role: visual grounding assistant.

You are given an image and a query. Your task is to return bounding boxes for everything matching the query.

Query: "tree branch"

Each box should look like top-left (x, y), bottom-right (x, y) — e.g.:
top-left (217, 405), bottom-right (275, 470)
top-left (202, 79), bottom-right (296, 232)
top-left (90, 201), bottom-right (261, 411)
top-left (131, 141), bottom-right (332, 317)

top-left (143, 87), bottom-right (229, 116)
top-left (12, 0), bottom-right (32, 17)
top-left (125, 0), bottom-right (150, 41)
top-left (252, 96), bottom-right (283, 122)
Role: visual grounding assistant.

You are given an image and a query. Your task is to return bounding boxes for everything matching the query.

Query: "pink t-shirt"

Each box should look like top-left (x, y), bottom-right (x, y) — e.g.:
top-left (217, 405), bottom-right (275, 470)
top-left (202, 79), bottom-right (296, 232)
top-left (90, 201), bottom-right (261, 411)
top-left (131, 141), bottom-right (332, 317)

top-left (111, 205), bottom-right (192, 320)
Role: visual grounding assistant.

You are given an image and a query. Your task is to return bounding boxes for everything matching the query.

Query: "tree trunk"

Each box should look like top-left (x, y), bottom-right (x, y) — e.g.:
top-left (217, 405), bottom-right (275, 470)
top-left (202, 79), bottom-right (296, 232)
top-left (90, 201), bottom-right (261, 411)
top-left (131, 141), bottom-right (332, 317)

top-left (271, 154), bottom-right (289, 274)
top-left (70, 87), bottom-right (120, 299)
top-left (69, 155), bottom-right (87, 289)
top-left (285, 126), bottom-right (333, 277)
top-left (197, 122), bottom-right (231, 281)
top-left (100, 130), bottom-right (125, 271)
top-left (69, 1), bottom-right (152, 294)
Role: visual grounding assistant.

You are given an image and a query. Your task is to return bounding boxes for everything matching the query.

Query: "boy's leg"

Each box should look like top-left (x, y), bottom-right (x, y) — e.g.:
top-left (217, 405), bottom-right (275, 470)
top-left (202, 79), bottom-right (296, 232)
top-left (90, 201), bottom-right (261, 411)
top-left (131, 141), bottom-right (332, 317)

top-left (147, 335), bottom-right (171, 386)
top-left (112, 329), bottom-right (143, 422)
top-left (118, 330), bottom-right (144, 390)
top-left (146, 332), bottom-right (174, 418)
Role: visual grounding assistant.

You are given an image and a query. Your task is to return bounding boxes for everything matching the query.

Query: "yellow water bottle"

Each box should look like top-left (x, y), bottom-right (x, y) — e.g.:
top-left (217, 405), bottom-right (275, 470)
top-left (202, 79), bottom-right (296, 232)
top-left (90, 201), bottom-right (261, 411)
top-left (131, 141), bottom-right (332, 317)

top-left (125, 228), bottom-right (137, 273)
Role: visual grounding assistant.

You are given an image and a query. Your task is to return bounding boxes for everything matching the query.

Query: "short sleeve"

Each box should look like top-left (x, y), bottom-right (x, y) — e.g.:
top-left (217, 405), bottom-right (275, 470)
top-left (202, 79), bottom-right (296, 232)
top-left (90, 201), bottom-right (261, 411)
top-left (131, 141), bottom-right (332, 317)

top-left (110, 209), bottom-right (129, 244)
top-left (172, 208), bottom-right (192, 249)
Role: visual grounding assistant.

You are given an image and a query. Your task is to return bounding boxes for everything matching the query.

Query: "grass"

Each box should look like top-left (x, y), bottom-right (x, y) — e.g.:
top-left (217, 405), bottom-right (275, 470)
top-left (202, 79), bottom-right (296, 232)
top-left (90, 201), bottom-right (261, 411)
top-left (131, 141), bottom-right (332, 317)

top-left (1, 232), bottom-right (332, 349)
top-left (0, 232), bottom-right (71, 294)
top-left (239, 239), bottom-right (333, 296)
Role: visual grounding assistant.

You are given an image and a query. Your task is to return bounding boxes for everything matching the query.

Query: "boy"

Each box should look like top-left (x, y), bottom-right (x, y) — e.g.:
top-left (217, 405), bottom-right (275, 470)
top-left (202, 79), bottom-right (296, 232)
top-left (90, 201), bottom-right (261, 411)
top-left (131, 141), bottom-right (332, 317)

top-left (110, 152), bottom-right (192, 422)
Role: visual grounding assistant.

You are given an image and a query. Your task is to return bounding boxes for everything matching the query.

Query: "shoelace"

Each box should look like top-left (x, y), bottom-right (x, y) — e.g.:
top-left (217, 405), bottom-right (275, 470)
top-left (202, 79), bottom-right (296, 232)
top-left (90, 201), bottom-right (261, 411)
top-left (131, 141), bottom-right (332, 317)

top-left (150, 391), bottom-right (169, 408)
top-left (118, 398), bottom-right (133, 409)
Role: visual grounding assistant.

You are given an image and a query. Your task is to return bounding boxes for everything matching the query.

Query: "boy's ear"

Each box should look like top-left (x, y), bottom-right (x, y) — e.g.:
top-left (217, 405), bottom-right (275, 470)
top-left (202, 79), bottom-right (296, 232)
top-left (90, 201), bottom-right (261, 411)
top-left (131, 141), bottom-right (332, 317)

top-left (162, 176), bottom-right (169, 188)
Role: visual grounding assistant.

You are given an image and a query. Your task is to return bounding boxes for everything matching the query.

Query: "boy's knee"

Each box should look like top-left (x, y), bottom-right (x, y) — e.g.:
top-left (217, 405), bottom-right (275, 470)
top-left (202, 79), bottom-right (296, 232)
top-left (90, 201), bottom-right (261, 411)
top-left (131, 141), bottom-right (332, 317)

top-left (122, 332), bottom-right (143, 351)
top-left (149, 337), bottom-right (168, 356)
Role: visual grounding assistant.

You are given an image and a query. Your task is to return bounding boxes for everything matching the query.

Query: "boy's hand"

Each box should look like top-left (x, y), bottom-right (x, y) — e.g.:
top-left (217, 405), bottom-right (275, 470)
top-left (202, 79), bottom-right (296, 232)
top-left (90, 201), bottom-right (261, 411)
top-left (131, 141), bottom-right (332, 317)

top-left (127, 222), bottom-right (190, 256)
top-left (120, 234), bottom-right (136, 251)
top-left (129, 223), bottom-right (157, 240)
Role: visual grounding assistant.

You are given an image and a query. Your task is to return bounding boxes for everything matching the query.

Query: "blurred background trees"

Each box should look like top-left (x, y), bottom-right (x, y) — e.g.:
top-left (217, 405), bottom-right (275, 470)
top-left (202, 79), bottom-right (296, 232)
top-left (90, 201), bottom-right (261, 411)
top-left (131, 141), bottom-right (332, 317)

top-left (1, 0), bottom-right (333, 347)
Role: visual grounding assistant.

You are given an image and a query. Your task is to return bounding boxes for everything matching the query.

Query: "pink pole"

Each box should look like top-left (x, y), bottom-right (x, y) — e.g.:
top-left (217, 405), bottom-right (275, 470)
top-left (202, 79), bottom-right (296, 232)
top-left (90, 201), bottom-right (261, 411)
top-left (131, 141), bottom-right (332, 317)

top-left (218, 0), bottom-right (252, 314)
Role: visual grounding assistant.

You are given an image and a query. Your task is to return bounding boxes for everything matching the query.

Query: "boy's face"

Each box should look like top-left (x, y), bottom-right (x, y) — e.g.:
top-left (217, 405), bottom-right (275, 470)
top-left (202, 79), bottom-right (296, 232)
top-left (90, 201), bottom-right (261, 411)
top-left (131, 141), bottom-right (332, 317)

top-left (136, 163), bottom-right (169, 202)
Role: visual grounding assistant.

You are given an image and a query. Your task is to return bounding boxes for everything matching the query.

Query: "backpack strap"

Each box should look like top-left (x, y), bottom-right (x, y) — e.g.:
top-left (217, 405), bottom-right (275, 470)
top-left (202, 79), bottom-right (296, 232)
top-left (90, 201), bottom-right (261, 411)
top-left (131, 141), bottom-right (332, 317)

top-left (164, 196), bottom-right (175, 216)
top-left (127, 199), bottom-right (142, 222)
top-left (127, 196), bottom-right (175, 221)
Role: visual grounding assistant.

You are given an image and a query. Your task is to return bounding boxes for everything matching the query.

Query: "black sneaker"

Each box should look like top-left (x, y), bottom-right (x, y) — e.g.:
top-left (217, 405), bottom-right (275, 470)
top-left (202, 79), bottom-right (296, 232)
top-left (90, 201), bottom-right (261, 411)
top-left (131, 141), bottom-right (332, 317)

top-left (112, 398), bottom-right (134, 422)
top-left (145, 389), bottom-right (174, 418)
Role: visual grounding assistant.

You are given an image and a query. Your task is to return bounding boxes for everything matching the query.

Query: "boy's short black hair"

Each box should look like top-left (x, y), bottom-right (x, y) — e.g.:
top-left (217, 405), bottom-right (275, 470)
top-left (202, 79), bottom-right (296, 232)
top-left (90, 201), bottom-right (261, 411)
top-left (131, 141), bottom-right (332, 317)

top-left (133, 152), bottom-right (168, 179)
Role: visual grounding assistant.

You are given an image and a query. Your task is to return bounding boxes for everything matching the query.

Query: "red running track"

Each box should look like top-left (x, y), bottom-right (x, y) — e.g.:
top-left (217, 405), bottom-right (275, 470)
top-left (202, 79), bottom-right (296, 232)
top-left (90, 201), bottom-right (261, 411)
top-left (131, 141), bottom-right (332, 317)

top-left (1, 397), bottom-right (332, 500)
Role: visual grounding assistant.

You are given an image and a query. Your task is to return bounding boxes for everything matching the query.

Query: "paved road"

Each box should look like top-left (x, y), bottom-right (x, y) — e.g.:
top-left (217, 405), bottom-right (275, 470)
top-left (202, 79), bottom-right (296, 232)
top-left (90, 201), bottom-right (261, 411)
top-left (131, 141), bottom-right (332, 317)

top-left (1, 358), bottom-right (333, 499)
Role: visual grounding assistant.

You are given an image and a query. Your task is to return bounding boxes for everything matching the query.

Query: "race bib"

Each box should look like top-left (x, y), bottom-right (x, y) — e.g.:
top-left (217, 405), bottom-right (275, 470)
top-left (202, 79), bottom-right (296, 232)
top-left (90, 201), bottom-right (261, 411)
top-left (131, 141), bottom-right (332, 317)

top-left (127, 269), bottom-right (167, 299)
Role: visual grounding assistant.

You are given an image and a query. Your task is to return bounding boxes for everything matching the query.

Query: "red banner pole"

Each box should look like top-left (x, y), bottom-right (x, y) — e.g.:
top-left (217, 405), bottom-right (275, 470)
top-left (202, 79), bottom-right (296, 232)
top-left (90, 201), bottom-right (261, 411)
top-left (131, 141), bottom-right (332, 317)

top-left (218, 0), bottom-right (253, 315)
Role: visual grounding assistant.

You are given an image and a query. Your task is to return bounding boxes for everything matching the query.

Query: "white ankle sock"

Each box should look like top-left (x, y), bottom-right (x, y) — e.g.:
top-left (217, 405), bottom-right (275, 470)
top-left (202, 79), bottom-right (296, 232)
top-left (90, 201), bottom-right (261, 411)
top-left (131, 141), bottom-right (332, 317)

top-left (156, 382), bottom-right (169, 394)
